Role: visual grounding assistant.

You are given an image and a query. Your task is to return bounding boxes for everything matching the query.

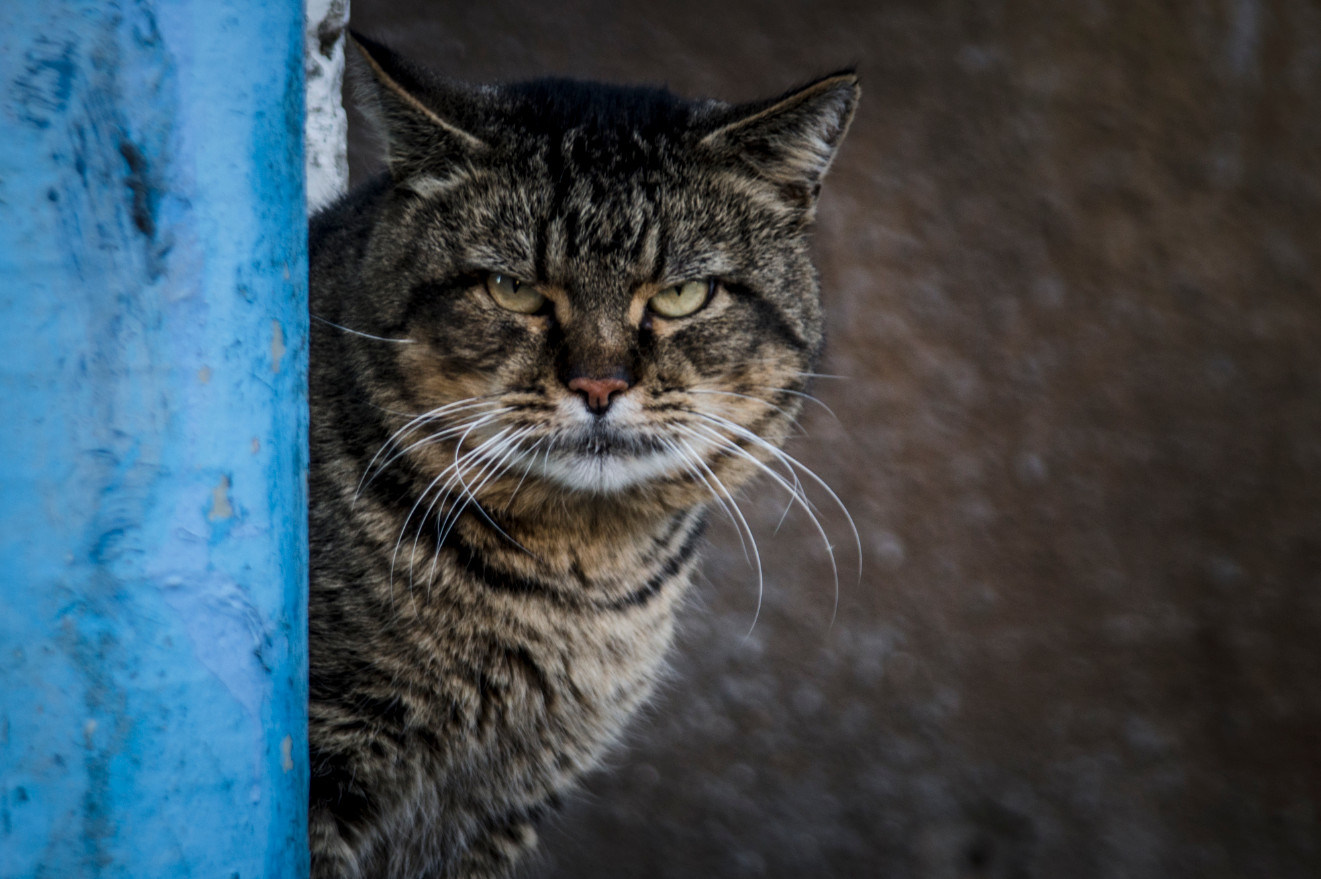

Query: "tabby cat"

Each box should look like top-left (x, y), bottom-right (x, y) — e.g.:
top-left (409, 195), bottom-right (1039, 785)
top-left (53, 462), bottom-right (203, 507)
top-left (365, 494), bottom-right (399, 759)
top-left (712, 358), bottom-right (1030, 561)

top-left (308, 33), bottom-right (858, 879)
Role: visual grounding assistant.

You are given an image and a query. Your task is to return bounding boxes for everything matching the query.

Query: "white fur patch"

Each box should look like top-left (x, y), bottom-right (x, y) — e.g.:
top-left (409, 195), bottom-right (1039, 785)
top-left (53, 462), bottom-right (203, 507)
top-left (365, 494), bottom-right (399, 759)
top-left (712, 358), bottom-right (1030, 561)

top-left (519, 396), bottom-right (710, 494)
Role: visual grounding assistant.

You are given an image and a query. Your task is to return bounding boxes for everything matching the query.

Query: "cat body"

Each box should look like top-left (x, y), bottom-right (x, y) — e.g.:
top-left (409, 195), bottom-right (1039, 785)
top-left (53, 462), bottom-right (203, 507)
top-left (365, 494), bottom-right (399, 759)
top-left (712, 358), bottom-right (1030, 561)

top-left (308, 35), bottom-right (857, 879)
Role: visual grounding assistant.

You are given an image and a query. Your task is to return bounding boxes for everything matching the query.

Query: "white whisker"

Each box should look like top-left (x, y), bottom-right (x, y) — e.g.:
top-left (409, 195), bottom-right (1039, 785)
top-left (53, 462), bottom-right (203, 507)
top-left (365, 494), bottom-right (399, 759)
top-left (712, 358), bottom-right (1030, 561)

top-left (688, 388), bottom-right (800, 422)
top-left (673, 435), bottom-right (766, 639)
top-left (451, 427), bottom-right (537, 555)
top-left (393, 414), bottom-right (502, 598)
top-left (504, 435), bottom-right (547, 513)
top-left (415, 423), bottom-right (531, 595)
top-left (355, 400), bottom-right (507, 502)
top-left (312, 313), bottom-right (416, 344)
top-left (681, 413), bottom-right (861, 629)
top-left (682, 421), bottom-right (836, 626)
top-left (377, 407), bottom-right (509, 487)
top-left (692, 411), bottom-right (860, 578)
top-left (659, 436), bottom-right (753, 568)
top-left (757, 386), bottom-right (840, 421)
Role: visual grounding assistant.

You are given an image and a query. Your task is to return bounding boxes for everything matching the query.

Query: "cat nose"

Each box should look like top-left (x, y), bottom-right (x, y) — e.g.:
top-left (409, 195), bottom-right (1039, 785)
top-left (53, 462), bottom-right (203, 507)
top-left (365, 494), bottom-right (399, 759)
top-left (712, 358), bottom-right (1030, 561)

top-left (568, 376), bottom-right (629, 415)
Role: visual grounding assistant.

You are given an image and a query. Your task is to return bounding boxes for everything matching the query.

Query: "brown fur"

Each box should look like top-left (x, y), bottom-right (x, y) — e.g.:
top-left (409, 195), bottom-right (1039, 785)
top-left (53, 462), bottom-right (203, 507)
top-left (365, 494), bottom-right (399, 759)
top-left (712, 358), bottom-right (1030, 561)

top-left (308, 33), bottom-right (857, 878)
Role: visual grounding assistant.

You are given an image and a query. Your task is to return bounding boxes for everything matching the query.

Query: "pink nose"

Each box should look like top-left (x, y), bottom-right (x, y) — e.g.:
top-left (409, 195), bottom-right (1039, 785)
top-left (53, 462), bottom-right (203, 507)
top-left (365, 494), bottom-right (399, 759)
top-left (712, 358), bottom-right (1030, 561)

top-left (568, 376), bottom-right (629, 414)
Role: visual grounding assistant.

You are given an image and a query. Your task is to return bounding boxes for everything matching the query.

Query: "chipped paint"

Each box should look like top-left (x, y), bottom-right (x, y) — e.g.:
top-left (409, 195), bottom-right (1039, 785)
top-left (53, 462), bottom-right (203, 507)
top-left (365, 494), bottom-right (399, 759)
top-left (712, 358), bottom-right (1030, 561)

top-left (271, 318), bottom-right (286, 372)
top-left (208, 474), bottom-right (234, 521)
top-left (197, 365), bottom-right (211, 383)
top-left (251, 437), bottom-right (261, 454)
top-left (281, 734), bottom-right (294, 773)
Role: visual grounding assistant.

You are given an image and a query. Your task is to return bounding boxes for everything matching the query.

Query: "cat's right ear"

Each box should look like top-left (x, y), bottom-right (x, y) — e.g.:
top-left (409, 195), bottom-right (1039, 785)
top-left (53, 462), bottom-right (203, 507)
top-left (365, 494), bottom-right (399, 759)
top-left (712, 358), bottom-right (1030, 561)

top-left (700, 72), bottom-right (859, 220)
top-left (347, 33), bottom-right (487, 187)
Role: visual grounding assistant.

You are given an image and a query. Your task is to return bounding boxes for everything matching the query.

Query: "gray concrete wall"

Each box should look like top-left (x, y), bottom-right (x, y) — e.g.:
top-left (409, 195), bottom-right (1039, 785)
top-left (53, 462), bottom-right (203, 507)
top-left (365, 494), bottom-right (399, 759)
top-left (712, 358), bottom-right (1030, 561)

top-left (344, 2), bottom-right (1321, 876)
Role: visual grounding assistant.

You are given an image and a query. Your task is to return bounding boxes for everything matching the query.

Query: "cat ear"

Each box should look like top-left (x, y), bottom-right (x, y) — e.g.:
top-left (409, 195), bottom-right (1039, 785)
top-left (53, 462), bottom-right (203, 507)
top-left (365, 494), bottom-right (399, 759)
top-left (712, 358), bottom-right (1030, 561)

top-left (700, 72), bottom-right (859, 216)
top-left (347, 32), bottom-right (487, 186)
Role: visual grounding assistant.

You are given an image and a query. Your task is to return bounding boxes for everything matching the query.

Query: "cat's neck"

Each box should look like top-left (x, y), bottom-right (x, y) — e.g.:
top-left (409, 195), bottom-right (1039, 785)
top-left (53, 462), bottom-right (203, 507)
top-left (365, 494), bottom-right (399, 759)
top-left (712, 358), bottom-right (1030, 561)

top-left (470, 484), bottom-right (693, 559)
top-left (444, 485), bottom-right (707, 607)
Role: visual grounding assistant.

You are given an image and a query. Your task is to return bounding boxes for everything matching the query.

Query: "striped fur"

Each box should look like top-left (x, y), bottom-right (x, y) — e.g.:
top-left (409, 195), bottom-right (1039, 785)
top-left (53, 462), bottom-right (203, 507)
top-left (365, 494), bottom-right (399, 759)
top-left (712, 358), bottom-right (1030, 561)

top-left (308, 34), bottom-right (858, 879)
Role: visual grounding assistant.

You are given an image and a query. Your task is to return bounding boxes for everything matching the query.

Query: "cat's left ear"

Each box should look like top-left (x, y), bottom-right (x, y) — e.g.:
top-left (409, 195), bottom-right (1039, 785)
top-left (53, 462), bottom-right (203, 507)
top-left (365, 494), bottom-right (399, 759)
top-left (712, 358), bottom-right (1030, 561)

top-left (700, 72), bottom-right (860, 218)
top-left (347, 32), bottom-right (487, 187)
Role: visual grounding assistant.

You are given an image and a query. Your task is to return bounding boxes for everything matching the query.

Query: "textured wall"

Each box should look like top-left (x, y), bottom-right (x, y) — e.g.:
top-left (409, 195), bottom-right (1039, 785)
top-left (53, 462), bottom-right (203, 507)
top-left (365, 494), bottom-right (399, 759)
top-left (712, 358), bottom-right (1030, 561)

top-left (0, 2), bottom-right (307, 876)
top-left (345, 2), bottom-right (1321, 877)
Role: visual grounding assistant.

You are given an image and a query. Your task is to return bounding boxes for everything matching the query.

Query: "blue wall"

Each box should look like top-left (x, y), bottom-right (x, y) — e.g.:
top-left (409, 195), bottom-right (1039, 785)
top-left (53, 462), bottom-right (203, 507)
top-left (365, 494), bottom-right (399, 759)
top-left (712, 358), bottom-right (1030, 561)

top-left (0, 2), bottom-right (308, 876)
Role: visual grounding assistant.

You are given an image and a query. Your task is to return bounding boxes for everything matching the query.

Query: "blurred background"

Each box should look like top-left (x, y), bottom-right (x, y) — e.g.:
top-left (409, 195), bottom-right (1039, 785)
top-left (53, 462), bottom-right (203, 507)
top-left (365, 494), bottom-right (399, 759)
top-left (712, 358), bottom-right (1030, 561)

top-left (344, 2), bottom-right (1320, 877)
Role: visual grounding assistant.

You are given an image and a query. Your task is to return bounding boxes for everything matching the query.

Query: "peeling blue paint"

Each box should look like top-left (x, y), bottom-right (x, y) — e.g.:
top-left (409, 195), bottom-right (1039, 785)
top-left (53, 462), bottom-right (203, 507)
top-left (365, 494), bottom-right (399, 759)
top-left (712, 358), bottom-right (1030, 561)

top-left (0, 2), bottom-right (307, 877)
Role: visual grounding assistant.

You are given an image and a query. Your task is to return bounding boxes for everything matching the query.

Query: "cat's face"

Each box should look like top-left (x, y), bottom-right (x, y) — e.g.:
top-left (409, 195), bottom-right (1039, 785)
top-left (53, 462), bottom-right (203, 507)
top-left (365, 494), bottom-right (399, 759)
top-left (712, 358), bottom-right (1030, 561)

top-left (345, 37), bottom-right (857, 504)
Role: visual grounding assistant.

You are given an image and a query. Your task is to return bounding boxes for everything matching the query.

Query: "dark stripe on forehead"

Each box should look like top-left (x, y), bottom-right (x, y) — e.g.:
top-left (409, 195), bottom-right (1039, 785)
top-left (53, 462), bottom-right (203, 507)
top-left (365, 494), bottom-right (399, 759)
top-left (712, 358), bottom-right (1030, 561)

top-left (608, 218), bottom-right (633, 258)
top-left (630, 214), bottom-right (653, 269)
top-left (534, 134), bottom-right (572, 282)
top-left (561, 206), bottom-right (581, 263)
top-left (651, 220), bottom-right (670, 283)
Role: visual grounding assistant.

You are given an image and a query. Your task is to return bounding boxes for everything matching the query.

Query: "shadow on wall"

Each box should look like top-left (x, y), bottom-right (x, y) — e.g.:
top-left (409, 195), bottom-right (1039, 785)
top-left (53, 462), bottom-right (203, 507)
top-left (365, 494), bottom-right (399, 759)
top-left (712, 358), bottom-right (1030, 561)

top-left (341, 2), bottom-right (1321, 877)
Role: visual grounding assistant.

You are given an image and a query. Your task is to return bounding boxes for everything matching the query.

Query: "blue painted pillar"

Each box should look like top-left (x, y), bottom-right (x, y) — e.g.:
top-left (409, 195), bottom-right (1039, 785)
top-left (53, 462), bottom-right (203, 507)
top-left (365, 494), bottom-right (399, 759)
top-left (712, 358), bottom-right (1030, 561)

top-left (0, 2), bottom-right (308, 877)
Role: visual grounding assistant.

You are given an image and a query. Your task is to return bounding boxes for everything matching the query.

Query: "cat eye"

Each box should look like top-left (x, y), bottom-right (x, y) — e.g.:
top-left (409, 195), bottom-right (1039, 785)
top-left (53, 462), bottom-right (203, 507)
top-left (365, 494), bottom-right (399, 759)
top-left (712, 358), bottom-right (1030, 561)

top-left (648, 280), bottom-right (712, 318)
top-left (485, 272), bottom-right (547, 314)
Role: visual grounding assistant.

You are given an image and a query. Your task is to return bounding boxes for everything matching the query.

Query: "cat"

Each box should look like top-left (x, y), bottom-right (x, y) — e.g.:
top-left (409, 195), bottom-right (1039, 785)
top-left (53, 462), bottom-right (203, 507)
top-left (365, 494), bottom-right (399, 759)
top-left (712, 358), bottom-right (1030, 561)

top-left (307, 33), bottom-right (858, 879)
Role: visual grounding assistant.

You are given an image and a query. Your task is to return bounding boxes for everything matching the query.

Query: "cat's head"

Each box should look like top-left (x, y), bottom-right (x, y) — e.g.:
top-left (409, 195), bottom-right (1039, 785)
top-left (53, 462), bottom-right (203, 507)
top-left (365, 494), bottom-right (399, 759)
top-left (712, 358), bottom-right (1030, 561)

top-left (339, 34), bottom-right (857, 505)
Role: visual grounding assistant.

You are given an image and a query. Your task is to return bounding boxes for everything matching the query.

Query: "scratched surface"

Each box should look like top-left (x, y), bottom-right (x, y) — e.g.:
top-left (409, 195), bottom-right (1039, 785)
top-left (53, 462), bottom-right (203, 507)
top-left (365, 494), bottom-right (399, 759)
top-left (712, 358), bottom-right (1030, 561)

top-left (0, 2), bottom-right (307, 876)
top-left (343, 1), bottom-right (1321, 877)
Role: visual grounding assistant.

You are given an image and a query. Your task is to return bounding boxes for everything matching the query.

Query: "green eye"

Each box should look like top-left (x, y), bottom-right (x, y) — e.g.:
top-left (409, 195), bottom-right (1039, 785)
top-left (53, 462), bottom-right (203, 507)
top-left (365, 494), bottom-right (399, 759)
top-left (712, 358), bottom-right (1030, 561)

top-left (485, 273), bottom-right (546, 314)
top-left (648, 280), bottom-right (712, 318)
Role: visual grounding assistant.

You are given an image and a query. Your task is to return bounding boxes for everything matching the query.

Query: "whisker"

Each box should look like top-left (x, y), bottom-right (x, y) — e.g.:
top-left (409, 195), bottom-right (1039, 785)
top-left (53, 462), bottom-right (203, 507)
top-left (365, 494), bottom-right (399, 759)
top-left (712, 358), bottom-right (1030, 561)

top-left (505, 435), bottom-right (547, 513)
top-left (371, 407), bottom-right (509, 489)
top-left (312, 313), bottom-right (416, 344)
top-left (688, 388), bottom-right (800, 422)
top-left (682, 420), bottom-right (836, 626)
top-left (682, 414), bottom-right (860, 629)
top-left (693, 411), bottom-right (860, 582)
top-left (358, 397), bottom-right (496, 489)
top-left (674, 435), bottom-right (765, 639)
top-left (393, 415), bottom-right (500, 598)
top-left (415, 424), bottom-right (531, 596)
top-left (659, 436), bottom-right (753, 569)
top-left (356, 400), bottom-right (507, 502)
top-left (757, 386), bottom-right (840, 421)
top-left (450, 428), bottom-right (538, 555)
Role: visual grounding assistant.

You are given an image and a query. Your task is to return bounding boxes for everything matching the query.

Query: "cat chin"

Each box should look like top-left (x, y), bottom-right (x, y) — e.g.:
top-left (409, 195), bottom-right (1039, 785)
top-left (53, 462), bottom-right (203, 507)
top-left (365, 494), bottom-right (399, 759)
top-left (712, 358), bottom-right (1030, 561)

top-left (526, 396), bottom-right (714, 493)
top-left (533, 446), bottom-right (688, 494)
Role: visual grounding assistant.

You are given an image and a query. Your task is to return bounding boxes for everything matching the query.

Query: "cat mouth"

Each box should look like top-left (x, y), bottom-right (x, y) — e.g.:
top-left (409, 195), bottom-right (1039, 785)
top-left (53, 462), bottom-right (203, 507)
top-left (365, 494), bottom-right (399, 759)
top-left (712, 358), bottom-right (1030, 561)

top-left (552, 426), bottom-right (664, 460)
top-left (529, 426), bottom-right (685, 492)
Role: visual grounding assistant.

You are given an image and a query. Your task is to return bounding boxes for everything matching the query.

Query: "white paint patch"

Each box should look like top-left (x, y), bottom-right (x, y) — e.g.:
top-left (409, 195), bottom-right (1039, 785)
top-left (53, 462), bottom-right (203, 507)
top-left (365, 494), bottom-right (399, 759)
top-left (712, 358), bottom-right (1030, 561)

top-left (305, 0), bottom-right (350, 210)
top-left (281, 734), bottom-right (295, 773)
